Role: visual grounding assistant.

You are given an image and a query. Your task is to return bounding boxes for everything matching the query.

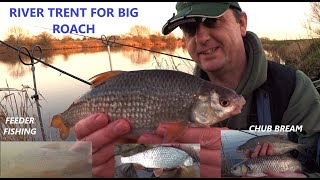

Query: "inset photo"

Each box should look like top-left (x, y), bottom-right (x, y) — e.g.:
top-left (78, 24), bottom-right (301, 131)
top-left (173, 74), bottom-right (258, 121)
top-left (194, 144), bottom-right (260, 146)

top-left (220, 130), bottom-right (314, 177)
top-left (114, 144), bottom-right (200, 178)
top-left (0, 141), bottom-right (92, 178)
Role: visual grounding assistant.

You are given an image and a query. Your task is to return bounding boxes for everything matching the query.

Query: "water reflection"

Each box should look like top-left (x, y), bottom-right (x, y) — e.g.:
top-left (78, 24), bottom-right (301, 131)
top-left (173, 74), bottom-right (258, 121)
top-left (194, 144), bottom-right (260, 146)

top-left (123, 49), bottom-right (152, 64)
top-left (0, 47), bottom-right (194, 141)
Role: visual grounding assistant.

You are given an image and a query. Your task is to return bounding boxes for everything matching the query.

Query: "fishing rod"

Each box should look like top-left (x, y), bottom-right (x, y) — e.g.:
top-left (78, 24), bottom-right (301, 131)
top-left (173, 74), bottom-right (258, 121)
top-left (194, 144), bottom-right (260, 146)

top-left (0, 40), bottom-right (92, 86)
top-left (32, 25), bottom-right (193, 61)
top-left (18, 45), bottom-right (46, 141)
top-left (237, 129), bottom-right (259, 137)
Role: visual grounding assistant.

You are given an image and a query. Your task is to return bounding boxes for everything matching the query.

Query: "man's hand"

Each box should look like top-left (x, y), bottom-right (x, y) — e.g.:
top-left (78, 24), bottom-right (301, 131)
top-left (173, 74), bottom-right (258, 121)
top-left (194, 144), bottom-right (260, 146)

top-left (245, 143), bottom-right (273, 158)
top-left (137, 125), bottom-right (229, 178)
top-left (74, 113), bottom-right (131, 178)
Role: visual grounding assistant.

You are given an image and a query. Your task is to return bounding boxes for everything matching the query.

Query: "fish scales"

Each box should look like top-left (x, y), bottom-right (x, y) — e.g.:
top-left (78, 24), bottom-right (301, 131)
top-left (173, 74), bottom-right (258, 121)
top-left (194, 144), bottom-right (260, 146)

top-left (64, 70), bottom-right (201, 134)
top-left (236, 135), bottom-right (305, 155)
top-left (53, 70), bottom-right (245, 140)
top-left (231, 155), bottom-right (303, 177)
top-left (120, 146), bottom-right (193, 168)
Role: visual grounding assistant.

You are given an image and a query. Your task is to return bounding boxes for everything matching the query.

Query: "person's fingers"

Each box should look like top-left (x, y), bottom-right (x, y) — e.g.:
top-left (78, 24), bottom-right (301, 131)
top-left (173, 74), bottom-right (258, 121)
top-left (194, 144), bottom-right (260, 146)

top-left (91, 143), bottom-right (114, 167)
top-left (263, 169), bottom-right (279, 177)
top-left (200, 147), bottom-right (220, 166)
top-left (176, 127), bottom-right (226, 149)
top-left (136, 133), bottom-right (163, 144)
top-left (250, 144), bottom-right (262, 158)
top-left (81, 119), bottom-right (131, 153)
top-left (92, 159), bottom-right (115, 178)
top-left (201, 163), bottom-right (220, 178)
top-left (259, 143), bottom-right (269, 156)
top-left (74, 113), bottom-right (109, 140)
top-left (267, 144), bottom-right (273, 156)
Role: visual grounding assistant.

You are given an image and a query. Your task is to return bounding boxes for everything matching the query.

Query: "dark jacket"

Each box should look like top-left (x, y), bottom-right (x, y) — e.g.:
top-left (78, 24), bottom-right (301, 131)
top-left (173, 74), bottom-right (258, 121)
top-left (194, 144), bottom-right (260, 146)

top-left (194, 31), bottom-right (320, 176)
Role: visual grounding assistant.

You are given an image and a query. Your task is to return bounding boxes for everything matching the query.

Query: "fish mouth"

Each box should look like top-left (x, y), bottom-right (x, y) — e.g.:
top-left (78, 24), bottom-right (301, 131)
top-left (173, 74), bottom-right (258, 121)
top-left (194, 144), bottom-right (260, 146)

top-left (231, 96), bottom-right (246, 115)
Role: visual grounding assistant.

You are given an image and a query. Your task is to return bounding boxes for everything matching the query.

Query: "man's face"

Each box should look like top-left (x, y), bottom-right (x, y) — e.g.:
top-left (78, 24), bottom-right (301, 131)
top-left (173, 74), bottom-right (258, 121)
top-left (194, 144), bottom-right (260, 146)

top-left (181, 9), bottom-right (247, 73)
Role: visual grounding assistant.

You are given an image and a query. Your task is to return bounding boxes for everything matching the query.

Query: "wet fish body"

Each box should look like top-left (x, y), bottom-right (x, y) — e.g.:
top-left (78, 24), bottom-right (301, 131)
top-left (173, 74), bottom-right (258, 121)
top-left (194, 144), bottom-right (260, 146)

top-left (236, 134), bottom-right (306, 155)
top-left (116, 146), bottom-right (194, 169)
top-left (52, 70), bottom-right (245, 140)
top-left (231, 155), bottom-right (303, 177)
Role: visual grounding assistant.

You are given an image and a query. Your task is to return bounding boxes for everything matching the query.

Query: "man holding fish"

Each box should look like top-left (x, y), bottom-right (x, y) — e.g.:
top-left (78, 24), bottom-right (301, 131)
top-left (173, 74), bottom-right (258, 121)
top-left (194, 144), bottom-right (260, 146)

top-left (68, 2), bottom-right (320, 178)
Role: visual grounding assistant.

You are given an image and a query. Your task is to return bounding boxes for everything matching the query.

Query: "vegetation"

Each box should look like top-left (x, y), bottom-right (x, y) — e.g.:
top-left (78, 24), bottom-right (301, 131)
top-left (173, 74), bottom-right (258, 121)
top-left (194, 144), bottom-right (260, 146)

top-left (262, 39), bottom-right (320, 79)
top-left (1, 2), bottom-right (320, 79)
top-left (0, 25), bottom-right (184, 54)
top-left (0, 84), bottom-right (47, 141)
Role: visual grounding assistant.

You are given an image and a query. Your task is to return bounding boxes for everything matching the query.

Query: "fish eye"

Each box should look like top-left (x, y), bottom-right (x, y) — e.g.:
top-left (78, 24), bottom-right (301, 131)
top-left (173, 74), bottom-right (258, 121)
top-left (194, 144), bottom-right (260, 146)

top-left (220, 100), bottom-right (230, 107)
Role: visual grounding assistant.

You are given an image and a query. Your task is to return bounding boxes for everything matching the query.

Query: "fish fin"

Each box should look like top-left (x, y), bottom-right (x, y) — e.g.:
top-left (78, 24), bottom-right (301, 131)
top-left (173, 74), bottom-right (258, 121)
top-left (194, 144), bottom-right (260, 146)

top-left (133, 163), bottom-right (145, 170)
top-left (89, 71), bottom-right (125, 88)
top-left (51, 114), bottom-right (70, 140)
top-left (181, 165), bottom-right (201, 178)
top-left (160, 121), bottom-right (189, 143)
top-left (153, 168), bottom-right (164, 177)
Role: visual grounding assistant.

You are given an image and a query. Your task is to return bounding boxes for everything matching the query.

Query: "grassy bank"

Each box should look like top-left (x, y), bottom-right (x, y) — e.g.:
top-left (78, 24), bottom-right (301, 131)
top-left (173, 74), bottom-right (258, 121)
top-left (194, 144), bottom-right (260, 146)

top-left (262, 38), bottom-right (320, 79)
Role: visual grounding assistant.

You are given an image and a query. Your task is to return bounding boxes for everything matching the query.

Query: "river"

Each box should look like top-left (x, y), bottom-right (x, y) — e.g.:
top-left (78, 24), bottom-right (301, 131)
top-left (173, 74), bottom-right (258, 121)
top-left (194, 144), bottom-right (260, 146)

top-left (0, 47), bottom-right (194, 141)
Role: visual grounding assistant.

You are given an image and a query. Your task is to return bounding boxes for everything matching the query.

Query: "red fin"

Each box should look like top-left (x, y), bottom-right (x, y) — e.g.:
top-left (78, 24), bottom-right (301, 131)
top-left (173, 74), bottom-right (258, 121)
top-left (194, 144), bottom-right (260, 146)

top-left (160, 121), bottom-right (189, 143)
top-left (153, 168), bottom-right (164, 177)
top-left (50, 114), bottom-right (70, 140)
top-left (89, 71), bottom-right (125, 88)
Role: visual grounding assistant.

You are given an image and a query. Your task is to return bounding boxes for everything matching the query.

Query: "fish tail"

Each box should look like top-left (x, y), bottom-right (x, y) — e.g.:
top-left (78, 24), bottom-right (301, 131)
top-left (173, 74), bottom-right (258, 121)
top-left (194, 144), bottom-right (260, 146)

top-left (51, 114), bottom-right (70, 140)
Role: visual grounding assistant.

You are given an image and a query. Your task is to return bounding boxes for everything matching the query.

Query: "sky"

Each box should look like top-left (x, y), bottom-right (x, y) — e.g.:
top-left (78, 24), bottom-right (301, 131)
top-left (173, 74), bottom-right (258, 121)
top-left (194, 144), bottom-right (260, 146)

top-left (0, 2), bottom-right (314, 41)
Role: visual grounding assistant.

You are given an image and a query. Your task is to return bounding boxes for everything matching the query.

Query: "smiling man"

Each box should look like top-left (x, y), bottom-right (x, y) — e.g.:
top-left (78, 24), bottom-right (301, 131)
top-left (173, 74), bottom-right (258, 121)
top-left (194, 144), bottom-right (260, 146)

top-left (73, 2), bottom-right (320, 178)
top-left (160, 2), bottom-right (320, 178)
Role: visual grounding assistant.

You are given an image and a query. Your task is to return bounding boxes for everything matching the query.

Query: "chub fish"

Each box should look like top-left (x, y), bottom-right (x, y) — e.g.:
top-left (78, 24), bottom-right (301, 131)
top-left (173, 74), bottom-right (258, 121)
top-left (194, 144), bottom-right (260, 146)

top-left (51, 70), bottom-right (245, 141)
top-left (231, 155), bottom-right (303, 177)
top-left (236, 134), bottom-right (307, 155)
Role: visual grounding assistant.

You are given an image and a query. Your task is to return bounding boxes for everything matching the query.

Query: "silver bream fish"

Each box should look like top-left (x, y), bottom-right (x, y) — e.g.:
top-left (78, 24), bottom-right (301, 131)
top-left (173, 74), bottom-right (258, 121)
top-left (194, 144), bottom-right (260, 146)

top-left (231, 155), bottom-right (303, 177)
top-left (115, 146), bottom-right (193, 168)
top-left (236, 134), bottom-right (306, 155)
top-left (51, 70), bottom-right (245, 141)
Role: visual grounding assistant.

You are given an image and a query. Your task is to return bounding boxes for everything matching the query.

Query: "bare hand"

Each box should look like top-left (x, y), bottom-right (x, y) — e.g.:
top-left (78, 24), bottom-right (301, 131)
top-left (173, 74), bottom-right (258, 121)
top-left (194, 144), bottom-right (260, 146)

top-left (245, 143), bottom-right (273, 158)
top-left (137, 125), bottom-right (229, 178)
top-left (74, 113), bottom-right (131, 178)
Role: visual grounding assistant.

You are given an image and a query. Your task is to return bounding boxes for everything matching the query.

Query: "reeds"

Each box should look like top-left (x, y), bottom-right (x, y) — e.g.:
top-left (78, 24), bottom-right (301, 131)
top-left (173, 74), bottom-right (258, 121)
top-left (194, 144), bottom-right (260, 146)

top-left (0, 82), bottom-right (47, 141)
top-left (152, 54), bottom-right (195, 74)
